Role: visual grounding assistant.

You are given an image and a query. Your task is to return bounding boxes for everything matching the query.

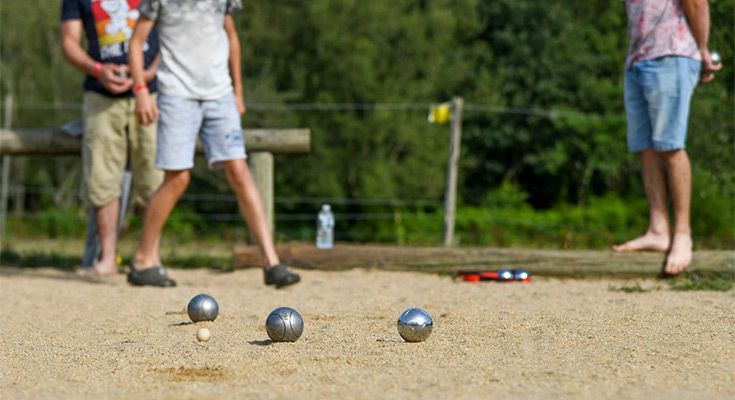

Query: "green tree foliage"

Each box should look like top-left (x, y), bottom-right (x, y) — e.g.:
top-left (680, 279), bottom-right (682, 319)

top-left (1, 0), bottom-right (732, 247)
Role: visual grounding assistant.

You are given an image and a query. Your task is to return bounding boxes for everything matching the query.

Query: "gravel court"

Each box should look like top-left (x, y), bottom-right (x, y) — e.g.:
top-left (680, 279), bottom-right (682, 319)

top-left (1, 266), bottom-right (733, 399)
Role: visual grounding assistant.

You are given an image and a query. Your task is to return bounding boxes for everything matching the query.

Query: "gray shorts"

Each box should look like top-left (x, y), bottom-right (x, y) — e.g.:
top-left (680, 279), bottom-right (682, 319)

top-left (155, 92), bottom-right (246, 170)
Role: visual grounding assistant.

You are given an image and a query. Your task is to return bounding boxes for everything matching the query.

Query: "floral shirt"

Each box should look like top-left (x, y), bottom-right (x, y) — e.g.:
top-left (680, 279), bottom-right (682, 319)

top-left (625, 0), bottom-right (700, 69)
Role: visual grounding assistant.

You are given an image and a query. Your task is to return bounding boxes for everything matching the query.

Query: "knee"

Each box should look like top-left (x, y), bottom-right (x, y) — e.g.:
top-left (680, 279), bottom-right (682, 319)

top-left (164, 170), bottom-right (191, 192)
top-left (223, 160), bottom-right (250, 187)
top-left (637, 148), bottom-right (658, 161)
top-left (657, 149), bottom-right (687, 164)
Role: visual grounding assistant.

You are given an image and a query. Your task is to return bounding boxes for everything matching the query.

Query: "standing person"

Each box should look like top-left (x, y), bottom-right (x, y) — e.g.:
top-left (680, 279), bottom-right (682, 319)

top-left (127, 0), bottom-right (301, 288)
top-left (61, 0), bottom-right (164, 276)
top-left (613, 0), bottom-right (722, 274)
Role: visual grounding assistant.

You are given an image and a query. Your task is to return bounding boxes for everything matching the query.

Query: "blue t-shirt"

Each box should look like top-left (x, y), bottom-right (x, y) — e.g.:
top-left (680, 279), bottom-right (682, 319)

top-left (61, 0), bottom-right (159, 98)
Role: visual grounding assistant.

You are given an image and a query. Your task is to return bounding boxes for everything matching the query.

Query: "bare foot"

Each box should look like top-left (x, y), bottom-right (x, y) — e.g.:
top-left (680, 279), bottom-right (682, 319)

top-left (75, 266), bottom-right (119, 277)
top-left (663, 233), bottom-right (692, 275)
top-left (612, 231), bottom-right (669, 252)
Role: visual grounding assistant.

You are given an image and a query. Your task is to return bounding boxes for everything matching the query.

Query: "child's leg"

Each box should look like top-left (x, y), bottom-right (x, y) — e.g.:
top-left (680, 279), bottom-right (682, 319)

top-left (133, 169), bottom-right (190, 269)
top-left (134, 93), bottom-right (201, 270)
top-left (200, 93), bottom-right (299, 287)
top-left (221, 159), bottom-right (280, 267)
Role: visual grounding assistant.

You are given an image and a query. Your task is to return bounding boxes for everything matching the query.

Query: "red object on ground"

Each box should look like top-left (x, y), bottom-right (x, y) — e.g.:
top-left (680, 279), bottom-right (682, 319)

top-left (457, 270), bottom-right (530, 283)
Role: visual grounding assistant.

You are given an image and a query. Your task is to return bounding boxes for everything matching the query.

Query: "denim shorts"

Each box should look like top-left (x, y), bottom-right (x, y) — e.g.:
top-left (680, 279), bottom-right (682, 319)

top-left (624, 56), bottom-right (700, 153)
top-left (155, 92), bottom-right (246, 170)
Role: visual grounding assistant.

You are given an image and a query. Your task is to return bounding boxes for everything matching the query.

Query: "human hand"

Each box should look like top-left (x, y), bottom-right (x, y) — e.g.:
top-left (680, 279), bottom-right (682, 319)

top-left (143, 65), bottom-right (157, 84)
top-left (98, 64), bottom-right (133, 94)
top-left (135, 89), bottom-right (158, 126)
top-left (699, 50), bottom-right (723, 83)
top-left (235, 94), bottom-right (246, 116)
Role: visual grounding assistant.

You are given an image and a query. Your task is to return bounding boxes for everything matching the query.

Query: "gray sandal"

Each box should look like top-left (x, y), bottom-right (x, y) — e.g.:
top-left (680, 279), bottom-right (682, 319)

top-left (127, 264), bottom-right (176, 287)
top-left (264, 264), bottom-right (300, 288)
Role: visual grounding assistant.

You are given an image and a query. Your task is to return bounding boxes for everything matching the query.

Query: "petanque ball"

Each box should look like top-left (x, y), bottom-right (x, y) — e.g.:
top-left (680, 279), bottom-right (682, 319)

top-left (497, 269), bottom-right (514, 281)
top-left (397, 308), bottom-right (433, 342)
top-left (187, 294), bottom-right (219, 322)
top-left (710, 50), bottom-right (722, 66)
top-left (266, 307), bottom-right (304, 342)
top-left (513, 269), bottom-right (530, 281)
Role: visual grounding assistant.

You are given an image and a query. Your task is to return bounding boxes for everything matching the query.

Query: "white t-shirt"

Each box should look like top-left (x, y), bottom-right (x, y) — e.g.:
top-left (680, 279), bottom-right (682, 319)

top-left (138, 0), bottom-right (243, 99)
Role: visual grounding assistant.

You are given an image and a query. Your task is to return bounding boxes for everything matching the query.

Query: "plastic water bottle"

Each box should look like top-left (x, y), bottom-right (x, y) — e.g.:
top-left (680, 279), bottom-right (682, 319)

top-left (316, 204), bottom-right (334, 249)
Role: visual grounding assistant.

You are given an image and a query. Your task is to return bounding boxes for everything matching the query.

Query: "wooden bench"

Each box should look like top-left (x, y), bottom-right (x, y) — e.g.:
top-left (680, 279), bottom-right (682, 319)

top-left (1, 127), bottom-right (310, 264)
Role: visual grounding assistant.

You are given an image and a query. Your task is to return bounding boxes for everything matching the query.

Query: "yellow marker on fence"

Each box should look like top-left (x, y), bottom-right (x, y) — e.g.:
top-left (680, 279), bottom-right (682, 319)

top-left (428, 102), bottom-right (451, 124)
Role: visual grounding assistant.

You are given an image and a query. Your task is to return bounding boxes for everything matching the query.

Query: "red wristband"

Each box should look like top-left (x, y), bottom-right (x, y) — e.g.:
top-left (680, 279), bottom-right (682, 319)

top-left (93, 62), bottom-right (102, 79)
top-left (133, 84), bottom-right (148, 94)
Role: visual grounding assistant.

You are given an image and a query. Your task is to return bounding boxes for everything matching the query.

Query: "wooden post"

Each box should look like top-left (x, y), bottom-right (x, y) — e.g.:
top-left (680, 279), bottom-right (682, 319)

top-left (1, 95), bottom-right (12, 240)
top-left (442, 96), bottom-right (463, 247)
top-left (248, 151), bottom-right (274, 240)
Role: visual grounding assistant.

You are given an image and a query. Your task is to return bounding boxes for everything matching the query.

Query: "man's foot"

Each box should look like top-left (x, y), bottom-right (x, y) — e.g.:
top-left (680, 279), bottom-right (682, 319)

top-left (612, 231), bottom-right (669, 252)
top-left (264, 264), bottom-right (301, 288)
top-left (75, 266), bottom-right (119, 277)
top-left (663, 233), bottom-right (692, 275)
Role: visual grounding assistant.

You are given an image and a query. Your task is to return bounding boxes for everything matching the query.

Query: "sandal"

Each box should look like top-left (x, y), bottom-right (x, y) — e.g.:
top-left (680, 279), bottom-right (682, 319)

top-left (264, 264), bottom-right (300, 288)
top-left (127, 264), bottom-right (176, 287)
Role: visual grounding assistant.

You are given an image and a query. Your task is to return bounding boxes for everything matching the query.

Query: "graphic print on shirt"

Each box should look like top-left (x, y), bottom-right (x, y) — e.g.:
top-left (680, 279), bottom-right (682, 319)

top-left (93, 0), bottom-right (146, 60)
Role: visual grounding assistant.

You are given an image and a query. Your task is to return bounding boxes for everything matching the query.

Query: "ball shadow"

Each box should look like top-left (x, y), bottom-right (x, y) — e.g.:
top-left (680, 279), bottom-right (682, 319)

top-left (248, 339), bottom-right (273, 346)
top-left (168, 321), bottom-right (193, 327)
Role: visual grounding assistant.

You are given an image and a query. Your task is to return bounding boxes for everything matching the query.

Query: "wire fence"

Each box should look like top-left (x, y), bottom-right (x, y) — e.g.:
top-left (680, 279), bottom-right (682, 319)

top-left (1, 99), bottom-right (633, 247)
top-left (7, 184), bottom-right (593, 228)
top-left (11, 101), bottom-right (625, 121)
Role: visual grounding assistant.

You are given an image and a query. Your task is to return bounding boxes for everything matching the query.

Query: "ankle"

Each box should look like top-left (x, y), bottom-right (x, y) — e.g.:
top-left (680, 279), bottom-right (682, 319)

top-left (646, 227), bottom-right (669, 237)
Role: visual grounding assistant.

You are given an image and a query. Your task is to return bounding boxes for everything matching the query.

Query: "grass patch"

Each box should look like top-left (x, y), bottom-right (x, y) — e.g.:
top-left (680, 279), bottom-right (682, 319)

top-left (668, 274), bottom-right (735, 292)
top-left (609, 273), bottom-right (735, 293)
top-left (163, 254), bottom-right (234, 271)
top-left (0, 249), bottom-right (80, 270)
top-left (608, 282), bottom-right (659, 293)
top-left (0, 248), bottom-right (234, 272)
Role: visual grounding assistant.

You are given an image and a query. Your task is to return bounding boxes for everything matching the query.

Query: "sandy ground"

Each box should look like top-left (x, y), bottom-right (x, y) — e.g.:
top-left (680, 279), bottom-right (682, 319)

top-left (1, 266), bottom-right (733, 400)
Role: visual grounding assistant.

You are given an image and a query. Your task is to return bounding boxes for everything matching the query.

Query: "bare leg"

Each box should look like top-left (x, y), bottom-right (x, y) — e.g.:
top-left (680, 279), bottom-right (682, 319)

top-left (137, 204), bottom-right (163, 267)
top-left (133, 170), bottom-right (190, 270)
top-left (660, 149), bottom-right (692, 274)
top-left (222, 159), bottom-right (280, 268)
top-left (77, 200), bottom-right (120, 276)
top-left (613, 149), bottom-right (671, 252)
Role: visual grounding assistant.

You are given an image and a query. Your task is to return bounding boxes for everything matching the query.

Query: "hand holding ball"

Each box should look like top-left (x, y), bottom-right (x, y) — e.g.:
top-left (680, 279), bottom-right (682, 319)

top-left (710, 50), bottom-right (722, 66)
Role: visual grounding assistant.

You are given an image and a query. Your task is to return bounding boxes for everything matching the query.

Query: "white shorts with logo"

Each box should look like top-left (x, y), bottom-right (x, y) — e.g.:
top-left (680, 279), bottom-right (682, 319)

top-left (155, 92), bottom-right (246, 170)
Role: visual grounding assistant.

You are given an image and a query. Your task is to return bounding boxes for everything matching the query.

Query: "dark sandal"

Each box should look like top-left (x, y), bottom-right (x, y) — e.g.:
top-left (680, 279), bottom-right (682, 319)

top-left (127, 264), bottom-right (176, 287)
top-left (264, 264), bottom-right (301, 288)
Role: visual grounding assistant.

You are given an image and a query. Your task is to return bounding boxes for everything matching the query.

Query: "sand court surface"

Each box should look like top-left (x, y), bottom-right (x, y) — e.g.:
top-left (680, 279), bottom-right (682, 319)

top-left (1, 266), bottom-right (733, 399)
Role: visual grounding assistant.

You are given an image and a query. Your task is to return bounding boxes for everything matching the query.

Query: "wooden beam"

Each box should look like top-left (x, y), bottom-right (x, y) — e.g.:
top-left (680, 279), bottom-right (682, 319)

top-left (0, 128), bottom-right (310, 156)
top-left (233, 244), bottom-right (735, 278)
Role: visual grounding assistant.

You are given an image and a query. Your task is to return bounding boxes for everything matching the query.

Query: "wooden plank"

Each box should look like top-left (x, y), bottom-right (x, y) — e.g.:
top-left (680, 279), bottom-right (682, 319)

top-left (233, 244), bottom-right (735, 278)
top-left (0, 128), bottom-right (310, 155)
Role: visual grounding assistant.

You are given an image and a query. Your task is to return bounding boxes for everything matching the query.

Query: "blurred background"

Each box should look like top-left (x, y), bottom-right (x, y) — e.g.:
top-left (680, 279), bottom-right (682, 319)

top-left (1, 0), bottom-right (733, 255)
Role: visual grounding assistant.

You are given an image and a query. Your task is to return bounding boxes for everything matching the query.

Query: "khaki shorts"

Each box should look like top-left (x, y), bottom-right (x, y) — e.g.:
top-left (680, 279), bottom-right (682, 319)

top-left (80, 91), bottom-right (163, 208)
